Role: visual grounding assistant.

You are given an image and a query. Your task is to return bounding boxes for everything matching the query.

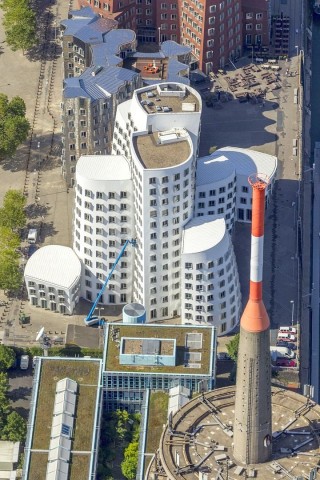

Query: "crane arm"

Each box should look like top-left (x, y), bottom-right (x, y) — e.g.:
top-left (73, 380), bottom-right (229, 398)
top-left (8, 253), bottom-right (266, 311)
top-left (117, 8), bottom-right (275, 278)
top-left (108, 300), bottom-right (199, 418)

top-left (85, 238), bottom-right (136, 322)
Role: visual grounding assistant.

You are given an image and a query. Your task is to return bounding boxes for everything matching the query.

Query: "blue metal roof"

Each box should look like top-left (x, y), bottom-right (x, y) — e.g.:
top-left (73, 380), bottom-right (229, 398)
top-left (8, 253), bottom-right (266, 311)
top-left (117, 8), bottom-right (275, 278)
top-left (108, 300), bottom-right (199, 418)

top-left (61, 12), bottom-right (117, 43)
top-left (167, 59), bottom-right (190, 85)
top-left (69, 6), bottom-right (98, 19)
top-left (102, 29), bottom-right (136, 52)
top-left (160, 41), bottom-right (191, 58)
top-left (63, 65), bottom-right (138, 100)
top-left (90, 29), bottom-right (136, 66)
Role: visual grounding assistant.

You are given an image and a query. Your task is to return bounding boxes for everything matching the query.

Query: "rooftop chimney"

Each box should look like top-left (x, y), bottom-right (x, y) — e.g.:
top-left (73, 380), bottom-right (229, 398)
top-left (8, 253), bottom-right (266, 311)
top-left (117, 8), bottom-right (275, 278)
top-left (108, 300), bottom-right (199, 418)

top-left (233, 173), bottom-right (272, 464)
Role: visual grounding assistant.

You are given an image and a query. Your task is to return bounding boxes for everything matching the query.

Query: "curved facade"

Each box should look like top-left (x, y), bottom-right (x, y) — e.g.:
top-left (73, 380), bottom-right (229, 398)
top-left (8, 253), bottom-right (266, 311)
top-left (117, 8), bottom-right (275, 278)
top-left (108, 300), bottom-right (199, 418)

top-left (196, 147), bottom-right (277, 226)
top-left (24, 246), bottom-right (81, 314)
top-left (181, 216), bottom-right (241, 335)
top-left (112, 82), bottom-right (202, 321)
top-left (74, 155), bottom-right (134, 305)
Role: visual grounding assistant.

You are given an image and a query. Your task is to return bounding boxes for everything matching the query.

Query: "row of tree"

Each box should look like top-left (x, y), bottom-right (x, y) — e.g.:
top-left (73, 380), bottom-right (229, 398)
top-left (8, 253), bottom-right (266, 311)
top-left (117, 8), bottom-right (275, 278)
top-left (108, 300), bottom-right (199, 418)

top-left (0, 189), bottom-right (27, 292)
top-left (1, 0), bottom-right (37, 53)
top-left (0, 346), bottom-right (27, 442)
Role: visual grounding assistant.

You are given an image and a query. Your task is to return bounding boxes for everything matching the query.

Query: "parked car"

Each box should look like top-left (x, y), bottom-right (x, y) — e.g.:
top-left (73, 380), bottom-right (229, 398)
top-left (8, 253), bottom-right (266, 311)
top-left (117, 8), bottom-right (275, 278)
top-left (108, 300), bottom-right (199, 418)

top-left (276, 340), bottom-right (297, 350)
top-left (279, 326), bottom-right (297, 334)
top-left (277, 333), bottom-right (297, 342)
top-left (20, 355), bottom-right (29, 370)
top-left (276, 358), bottom-right (296, 367)
top-left (217, 352), bottom-right (231, 361)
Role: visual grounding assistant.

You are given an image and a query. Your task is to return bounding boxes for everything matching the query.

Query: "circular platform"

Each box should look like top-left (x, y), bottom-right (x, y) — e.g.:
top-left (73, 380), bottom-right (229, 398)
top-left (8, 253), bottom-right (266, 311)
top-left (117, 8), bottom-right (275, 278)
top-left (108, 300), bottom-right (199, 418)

top-left (146, 386), bottom-right (320, 479)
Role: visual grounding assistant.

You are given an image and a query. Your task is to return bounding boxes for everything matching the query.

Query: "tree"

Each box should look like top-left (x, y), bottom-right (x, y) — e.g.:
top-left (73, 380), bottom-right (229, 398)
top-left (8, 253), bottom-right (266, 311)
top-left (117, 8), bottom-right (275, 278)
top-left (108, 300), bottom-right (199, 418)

top-left (226, 333), bottom-right (240, 362)
top-left (1, 411), bottom-right (27, 441)
top-left (208, 145), bottom-right (217, 154)
top-left (0, 190), bottom-right (26, 230)
top-left (0, 226), bottom-right (20, 252)
top-left (2, 0), bottom-right (37, 53)
top-left (121, 441), bottom-right (139, 480)
top-left (0, 345), bottom-right (16, 371)
top-left (0, 95), bottom-right (30, 159)
top-left (0, 254), bottom-right (22, 292)
top-left (0, 372), bottom-right (10, 432)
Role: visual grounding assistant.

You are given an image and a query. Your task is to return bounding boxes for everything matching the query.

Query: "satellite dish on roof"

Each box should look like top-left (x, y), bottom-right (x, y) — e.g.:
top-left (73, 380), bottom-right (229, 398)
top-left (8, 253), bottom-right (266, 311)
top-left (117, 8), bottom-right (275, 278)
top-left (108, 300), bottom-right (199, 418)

top-left (36, 327), bottom-right (45, 342)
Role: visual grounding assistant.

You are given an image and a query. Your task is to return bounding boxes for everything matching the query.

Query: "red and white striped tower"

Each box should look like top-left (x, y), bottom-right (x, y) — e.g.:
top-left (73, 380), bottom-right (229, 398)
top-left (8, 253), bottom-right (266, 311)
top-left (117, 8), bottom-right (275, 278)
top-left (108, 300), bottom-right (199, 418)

top-left (233, 173), bottom-right (272, 464)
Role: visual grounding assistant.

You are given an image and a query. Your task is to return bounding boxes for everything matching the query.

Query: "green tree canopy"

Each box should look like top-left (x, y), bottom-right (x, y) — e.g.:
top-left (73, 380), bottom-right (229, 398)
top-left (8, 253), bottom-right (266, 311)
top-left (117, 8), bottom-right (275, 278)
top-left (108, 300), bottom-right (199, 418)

top-left (226, 333), bottom-right (240, 362)
top-left (0, 190), bottom-right (26, 230)
top-left (0, 95), bottom-right (30, 159)
top-left (2, 0), bottom-right (37, 53)
top-left (1, 411), bottom-right (27, 442)
top-left (0, 346), bottom-right (15, 371)
top-left (121, 441), bottom-right (139, 480)
top-left (0, 372), bottom-right (10, 432)
top-left (0, 226), bottom-right (20, 252)
top-left (0, 255), bottom-right (22, 292)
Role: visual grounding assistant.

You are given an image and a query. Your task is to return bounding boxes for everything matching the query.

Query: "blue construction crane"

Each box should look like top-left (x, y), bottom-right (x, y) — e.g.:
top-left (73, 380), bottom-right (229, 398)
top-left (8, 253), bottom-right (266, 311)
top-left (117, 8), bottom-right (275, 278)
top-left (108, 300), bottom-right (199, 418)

top-left (84, 238), bottom-right (136, 326)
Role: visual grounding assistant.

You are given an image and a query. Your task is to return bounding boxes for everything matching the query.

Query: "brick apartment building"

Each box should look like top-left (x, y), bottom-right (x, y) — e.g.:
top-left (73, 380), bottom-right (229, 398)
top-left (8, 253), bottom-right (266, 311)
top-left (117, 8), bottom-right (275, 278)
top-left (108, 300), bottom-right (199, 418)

top-left (76, 1), bottom-right (269, 72)
top-left (242, 0), bottom-right (270, 51)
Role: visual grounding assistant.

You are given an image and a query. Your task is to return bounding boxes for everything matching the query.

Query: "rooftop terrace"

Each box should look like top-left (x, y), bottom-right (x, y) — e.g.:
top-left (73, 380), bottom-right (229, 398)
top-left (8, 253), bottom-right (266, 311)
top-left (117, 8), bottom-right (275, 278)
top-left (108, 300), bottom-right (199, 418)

top-left (104, 323), bottom-right (214, 375)
top-left (137, 83), bottom-right (200, 114)
top-left (25, 359), bottom-right (101, 480)
top-left (133, 130), bottom-right (190, 169)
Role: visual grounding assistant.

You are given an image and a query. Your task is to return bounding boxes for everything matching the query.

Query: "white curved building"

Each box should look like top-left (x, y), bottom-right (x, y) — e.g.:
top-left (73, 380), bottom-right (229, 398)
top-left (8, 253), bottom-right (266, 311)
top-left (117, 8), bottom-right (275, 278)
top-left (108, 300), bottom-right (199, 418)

top-left (196, 147), bottom-right (277, 227)
top-left (112, 82), bottom-right (202, 320)
top-left (181, 216), bottom-right (241, 334)
top-left (74, 155), bottom-right (133, 305)
top-left (24, 246), bottom-right (81, 314)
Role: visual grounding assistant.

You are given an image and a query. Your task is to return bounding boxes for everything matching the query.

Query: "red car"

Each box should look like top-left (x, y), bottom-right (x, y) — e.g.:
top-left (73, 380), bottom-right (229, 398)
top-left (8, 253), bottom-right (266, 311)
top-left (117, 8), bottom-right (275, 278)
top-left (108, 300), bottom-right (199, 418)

top-left (276, 358), bottom-right (296, 367)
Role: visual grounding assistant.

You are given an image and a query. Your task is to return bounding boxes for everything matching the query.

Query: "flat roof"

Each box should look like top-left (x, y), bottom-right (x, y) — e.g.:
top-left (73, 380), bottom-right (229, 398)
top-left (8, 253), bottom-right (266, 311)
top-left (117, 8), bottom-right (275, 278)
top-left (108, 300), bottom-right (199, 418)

top-left (122, 338), bottom-right (175, 356)
top-left (26, 359), bottom-right (101, 480)
top-left (182, 216), bottom-right (228, 255)
top-left (76, 154), bottom-right (131, 181)
top-left (105, 323), bottom-right (214, 374)
top-left (133, 132), bottom-right (190, 169)
top-left (24, 246), bottom-right (81, 289)
top-left (137, 85), bottom-right (200, 114)
top-left (201, 147), bottom-right (277, 182)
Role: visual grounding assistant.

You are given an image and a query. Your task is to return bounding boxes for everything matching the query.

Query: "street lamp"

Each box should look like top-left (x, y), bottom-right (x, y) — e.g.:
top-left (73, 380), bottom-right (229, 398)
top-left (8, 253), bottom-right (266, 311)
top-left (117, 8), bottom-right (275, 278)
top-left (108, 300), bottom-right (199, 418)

top-left (295, 45), bottom-right (299, 57)
top-left (251, 45), bottom-right (254, 64)
top-left (290, 300), bottom-right (295, 326)
top-left (158, 27), bottom-right (161, 46)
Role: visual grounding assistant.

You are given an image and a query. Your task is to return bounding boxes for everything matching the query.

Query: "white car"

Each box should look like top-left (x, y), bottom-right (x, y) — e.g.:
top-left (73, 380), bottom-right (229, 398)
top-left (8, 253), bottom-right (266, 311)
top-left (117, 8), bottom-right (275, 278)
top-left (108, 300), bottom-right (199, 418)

top-left (20, 355), bottom-right (29, 370)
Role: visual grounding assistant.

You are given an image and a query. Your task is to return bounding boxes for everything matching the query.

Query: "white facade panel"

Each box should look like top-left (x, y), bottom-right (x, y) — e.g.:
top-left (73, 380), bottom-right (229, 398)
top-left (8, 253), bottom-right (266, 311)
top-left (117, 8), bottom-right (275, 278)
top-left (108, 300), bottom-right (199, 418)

top-left (74, 155), bottom-right (134, 306)
top-left (181, 216), bottom-right (241, 335)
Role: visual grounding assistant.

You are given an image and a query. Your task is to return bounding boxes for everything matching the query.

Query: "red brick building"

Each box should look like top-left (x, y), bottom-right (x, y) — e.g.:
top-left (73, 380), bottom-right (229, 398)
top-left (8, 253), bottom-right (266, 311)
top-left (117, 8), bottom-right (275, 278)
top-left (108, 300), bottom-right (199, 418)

top-left (242, 0), bottom-right (270, 50)
top-left (77, 0), bottom-right (137, 30)
top-left (77, 1), bottom-right (269, 72)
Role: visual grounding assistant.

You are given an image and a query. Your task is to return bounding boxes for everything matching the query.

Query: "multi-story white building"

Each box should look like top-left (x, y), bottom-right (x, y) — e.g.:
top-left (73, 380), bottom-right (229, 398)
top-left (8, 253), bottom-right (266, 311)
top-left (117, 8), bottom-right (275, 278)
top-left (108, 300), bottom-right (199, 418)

top-left (24, 246), bottom-right (81, 314)
top-left (74, 155), bottom-right (134, 305)
top-left (181, 216), bottom-right (241, 334)
top-left (111, 82), bottom-right (202, 320)
top-left (195, 147), bottom-right (277, 227)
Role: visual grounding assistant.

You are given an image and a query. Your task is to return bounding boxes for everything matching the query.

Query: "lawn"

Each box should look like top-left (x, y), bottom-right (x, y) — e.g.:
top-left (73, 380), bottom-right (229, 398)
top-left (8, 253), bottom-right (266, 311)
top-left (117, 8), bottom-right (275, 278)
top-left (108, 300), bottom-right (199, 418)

top-left (69, 455), bottom-right (91, 480)
top-left (105, 325), bottom-right (213, 374)
top-left (28, 453), bottom-right (48, 480)
top-left (145, 391), bottom-right (169, 454)
top-left (32, 359), bottom-right (100, 449)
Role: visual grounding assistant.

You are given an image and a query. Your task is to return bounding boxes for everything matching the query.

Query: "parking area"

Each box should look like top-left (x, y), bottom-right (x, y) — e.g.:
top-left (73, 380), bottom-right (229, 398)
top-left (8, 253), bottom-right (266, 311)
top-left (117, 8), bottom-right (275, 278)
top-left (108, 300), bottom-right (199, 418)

top-left (7, 368), bottom-right (34, 420)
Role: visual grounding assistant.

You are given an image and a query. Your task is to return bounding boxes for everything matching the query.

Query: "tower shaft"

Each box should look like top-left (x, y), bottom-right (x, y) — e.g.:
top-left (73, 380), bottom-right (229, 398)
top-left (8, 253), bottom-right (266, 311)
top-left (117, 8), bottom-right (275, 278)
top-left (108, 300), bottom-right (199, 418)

top-left (233, 174), bottom-right (272, 464)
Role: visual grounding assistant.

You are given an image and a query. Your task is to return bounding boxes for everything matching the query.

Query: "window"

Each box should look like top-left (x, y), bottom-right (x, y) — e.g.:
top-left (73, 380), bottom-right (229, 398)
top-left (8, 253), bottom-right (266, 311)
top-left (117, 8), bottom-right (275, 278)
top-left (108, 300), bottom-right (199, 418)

top-left (246, 12), bottom-right (253, 19)
top-left (256, 13), bottom-right (263, 19)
